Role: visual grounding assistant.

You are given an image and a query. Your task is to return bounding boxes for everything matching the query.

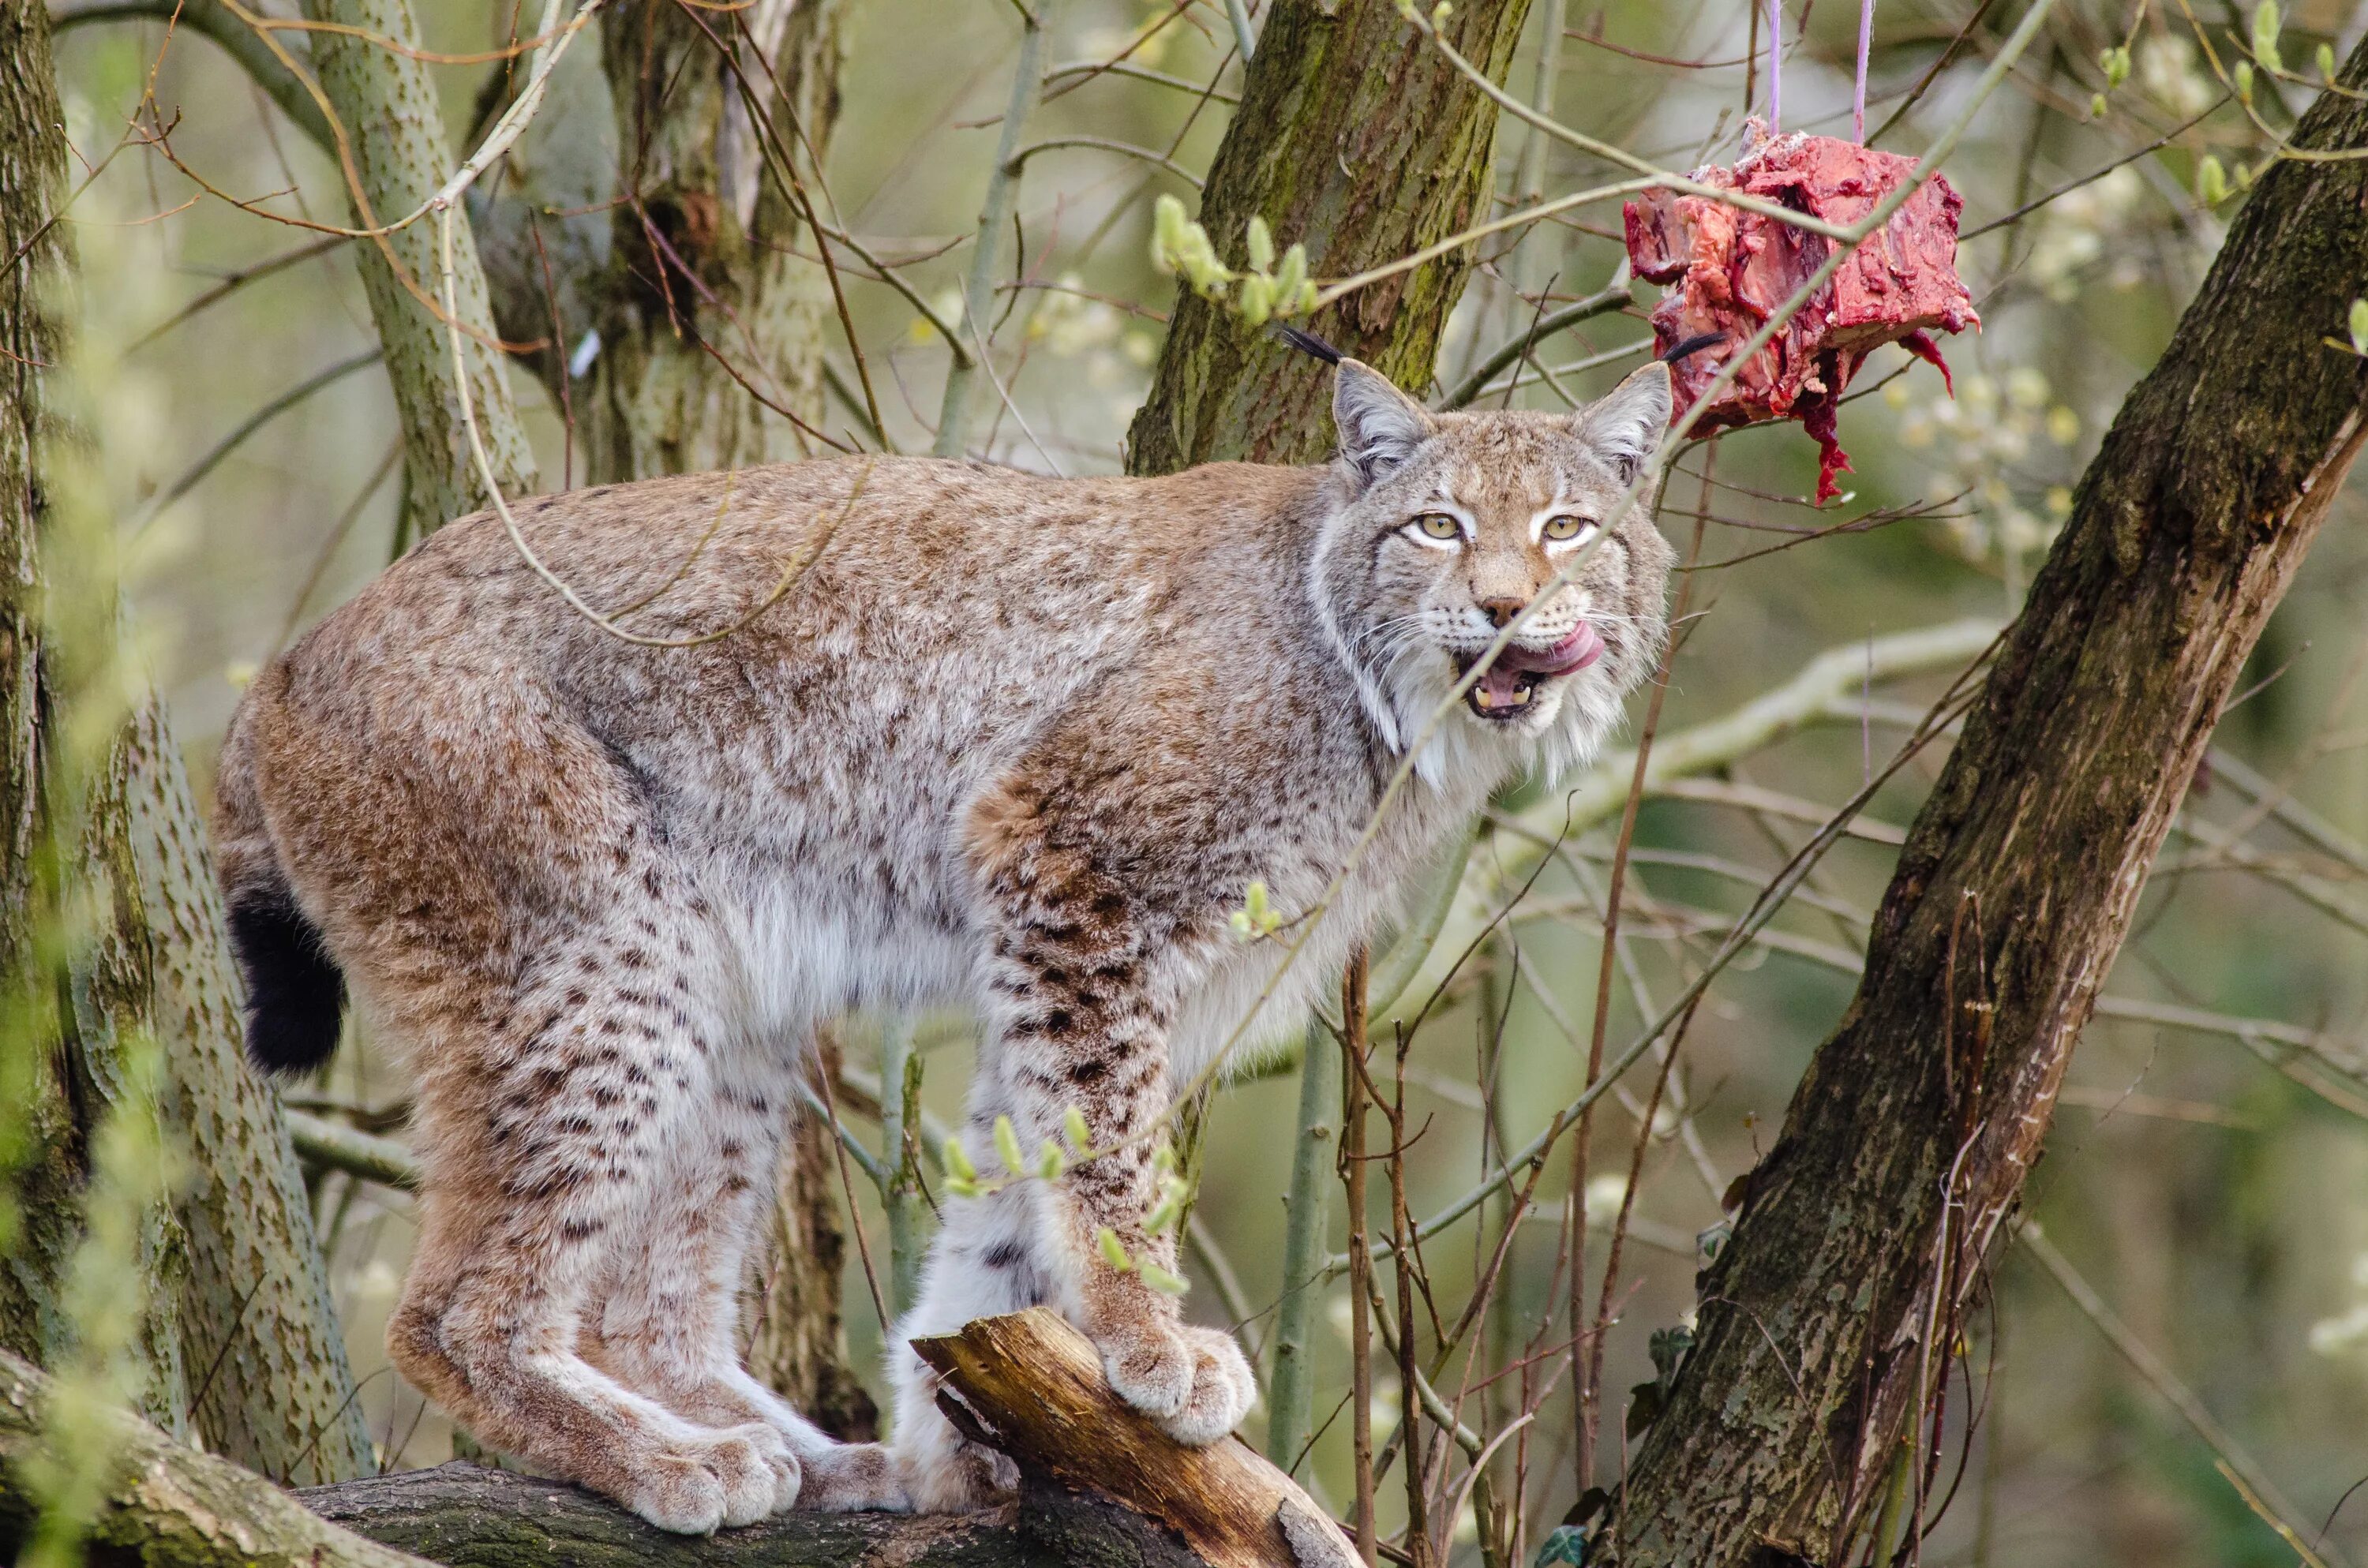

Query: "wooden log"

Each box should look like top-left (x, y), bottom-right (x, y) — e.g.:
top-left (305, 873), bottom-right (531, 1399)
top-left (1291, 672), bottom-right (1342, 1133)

top-left (0, 1350), bottom-right (426, 1568)
top-left (0, 1310), bottom-right (1351, 1568)
top-left (306, 1461), bottom-right (1208, 1568)
top-left (914, 1308), bottom-right (1359, 1568)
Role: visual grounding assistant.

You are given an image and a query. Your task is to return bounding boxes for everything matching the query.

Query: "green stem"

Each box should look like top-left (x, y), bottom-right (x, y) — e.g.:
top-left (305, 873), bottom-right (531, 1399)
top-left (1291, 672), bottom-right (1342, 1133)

top-left (878, 1013), bottom-right (925, 1317)
top-left (933, 0), bottom-right (1059, 457)
top-left (1265, 1021), bottom-right (1339, 1476)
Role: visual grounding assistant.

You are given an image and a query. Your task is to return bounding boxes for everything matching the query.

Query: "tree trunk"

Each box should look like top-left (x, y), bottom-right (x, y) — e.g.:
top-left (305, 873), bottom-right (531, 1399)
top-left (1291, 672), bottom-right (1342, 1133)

top-left (586, 0), bottom-right (874, 1426)
top-left (0, 0), bottom-right (193, 1435)
top-left (0, 0), bottom-right (71, 1053)
top-left (585, 0), bottom-right (849, 481)
top-left (742, 1052), bottom-right (879, 1440)
top-left (113, 703), bottom-right (375, 1484)
top-left (2, 3), bottom-right (373, 1479)
top-left (1598, 47), bottom-right (2368, 1567)
top-left (1125, 0), bottom-right (1534, 474)
top-left (0, 0), bottom-right (79, 1377)
top-left (302, 0), bottom-right (538, 542)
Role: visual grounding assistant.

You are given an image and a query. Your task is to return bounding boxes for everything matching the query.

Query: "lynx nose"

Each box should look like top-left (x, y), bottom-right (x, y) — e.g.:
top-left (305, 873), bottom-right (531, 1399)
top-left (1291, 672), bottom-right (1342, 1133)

top-left (1477, 596), bottom-right (1527, 629)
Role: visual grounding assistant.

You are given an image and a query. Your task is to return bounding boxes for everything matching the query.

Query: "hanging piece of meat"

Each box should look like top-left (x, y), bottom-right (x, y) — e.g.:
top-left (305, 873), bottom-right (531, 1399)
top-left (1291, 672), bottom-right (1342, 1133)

top-left (1624, 119), bottom-right (1979, 502)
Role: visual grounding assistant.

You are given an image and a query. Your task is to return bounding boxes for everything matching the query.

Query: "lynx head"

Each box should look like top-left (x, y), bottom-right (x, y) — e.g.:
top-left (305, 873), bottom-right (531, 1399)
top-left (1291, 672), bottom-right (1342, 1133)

top-left (1307, 355), bottom-right (1677, 789)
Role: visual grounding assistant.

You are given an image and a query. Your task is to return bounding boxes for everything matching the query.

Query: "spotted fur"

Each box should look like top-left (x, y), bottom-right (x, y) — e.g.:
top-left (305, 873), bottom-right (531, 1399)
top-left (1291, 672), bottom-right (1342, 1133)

top-left (212, 359), bottom-right (1675, 1530)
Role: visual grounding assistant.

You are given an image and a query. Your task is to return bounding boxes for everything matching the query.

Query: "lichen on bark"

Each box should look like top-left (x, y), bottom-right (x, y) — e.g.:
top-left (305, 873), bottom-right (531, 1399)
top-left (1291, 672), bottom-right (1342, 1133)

top-left (1126, 0), bottom-right (1535, 475)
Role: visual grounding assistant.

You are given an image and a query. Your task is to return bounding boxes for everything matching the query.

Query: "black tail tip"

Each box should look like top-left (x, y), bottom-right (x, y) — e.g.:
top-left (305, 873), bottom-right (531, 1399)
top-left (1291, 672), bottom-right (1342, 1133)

top-left (1272, 324), bottom-right (1343, 365)
top-left (225, 890), bottom-right (347, 1076)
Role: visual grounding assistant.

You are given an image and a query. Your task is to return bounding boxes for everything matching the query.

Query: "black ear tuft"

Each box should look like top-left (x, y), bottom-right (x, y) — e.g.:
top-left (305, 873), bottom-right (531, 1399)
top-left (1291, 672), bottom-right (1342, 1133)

top-left (1661, 331), bottom-right (1725, 365)
top-left (1273, 325), bottom-right (1343, 366)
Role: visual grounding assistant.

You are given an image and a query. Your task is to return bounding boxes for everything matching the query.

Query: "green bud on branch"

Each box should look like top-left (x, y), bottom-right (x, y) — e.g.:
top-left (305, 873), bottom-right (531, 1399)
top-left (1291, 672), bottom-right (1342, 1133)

top-left (2198, 155), bottom-right (2230, 207)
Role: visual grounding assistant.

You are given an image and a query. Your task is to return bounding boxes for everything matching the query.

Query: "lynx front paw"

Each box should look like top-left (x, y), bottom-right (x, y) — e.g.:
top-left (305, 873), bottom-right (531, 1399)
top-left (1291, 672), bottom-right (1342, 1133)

top-left (1100, 1321), bottom-right (1257, 1445)
top-left (618, 1423), bottom-right (798, 1533)
top-left (1168, 1324), bottom-right (1259, 1445)
top-left (800, 1441), bottom-right (912, 1512)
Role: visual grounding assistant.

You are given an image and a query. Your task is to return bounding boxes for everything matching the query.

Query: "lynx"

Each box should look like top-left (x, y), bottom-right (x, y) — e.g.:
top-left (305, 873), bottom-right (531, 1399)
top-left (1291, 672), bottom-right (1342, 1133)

top-left (212, 354), bottom-right (1675, 1532)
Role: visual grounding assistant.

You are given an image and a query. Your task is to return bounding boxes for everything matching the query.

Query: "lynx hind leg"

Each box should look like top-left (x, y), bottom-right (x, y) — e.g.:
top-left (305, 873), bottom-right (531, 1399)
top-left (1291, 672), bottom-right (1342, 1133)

top-left (886, 1184), bottom-right (1036, 1511)
top-left (384, 930), bottom-right (795, 1535)
top-left (585, 1056), bottom-right (907, 1514)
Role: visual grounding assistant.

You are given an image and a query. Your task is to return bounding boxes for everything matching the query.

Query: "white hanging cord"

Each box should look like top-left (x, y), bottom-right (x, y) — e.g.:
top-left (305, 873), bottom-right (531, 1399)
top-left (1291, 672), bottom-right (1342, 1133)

top-left (1854, 0), bottom-right (1876, 140)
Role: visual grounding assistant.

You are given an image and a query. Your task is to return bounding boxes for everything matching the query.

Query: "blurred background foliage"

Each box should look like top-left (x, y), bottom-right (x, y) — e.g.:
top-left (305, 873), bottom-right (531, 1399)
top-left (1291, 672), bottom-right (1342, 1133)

top-left (31, 0), bottom-right (2368, 1562)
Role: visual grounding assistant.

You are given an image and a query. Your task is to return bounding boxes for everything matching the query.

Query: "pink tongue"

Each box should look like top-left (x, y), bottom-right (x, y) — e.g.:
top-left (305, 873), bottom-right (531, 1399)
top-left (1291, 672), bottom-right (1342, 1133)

top-left (1501, 623), bottom-right (1606, 675)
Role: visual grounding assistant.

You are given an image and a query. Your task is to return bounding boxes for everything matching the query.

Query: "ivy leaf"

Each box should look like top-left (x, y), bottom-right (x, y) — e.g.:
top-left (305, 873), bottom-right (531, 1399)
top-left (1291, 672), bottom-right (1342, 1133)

top-left (1533, 1524), bottom-right (1591, 1568)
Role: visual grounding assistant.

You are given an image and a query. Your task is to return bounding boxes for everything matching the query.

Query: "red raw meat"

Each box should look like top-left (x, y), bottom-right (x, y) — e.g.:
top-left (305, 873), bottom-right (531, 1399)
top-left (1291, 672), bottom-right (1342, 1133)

top-left (1623, 119), bottom-right (1978, 502)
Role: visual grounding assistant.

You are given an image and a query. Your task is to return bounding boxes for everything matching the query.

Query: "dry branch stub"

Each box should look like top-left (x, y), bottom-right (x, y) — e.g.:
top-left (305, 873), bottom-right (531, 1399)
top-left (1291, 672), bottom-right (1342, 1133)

top-left (914, 1309), bottom-right (1359, 1568)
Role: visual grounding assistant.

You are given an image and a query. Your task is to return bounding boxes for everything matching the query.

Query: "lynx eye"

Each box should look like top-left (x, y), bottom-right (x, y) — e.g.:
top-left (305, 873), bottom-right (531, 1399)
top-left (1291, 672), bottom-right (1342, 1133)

top-left (1542, 514), bottom-right (1597, 544)
top-left (1407, 513), bottom-right (1463, 543)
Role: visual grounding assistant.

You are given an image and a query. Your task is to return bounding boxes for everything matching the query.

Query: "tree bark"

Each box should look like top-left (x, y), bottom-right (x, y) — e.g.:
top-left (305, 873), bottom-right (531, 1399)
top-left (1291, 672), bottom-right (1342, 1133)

top-left (302, 0), bottom-right (538, 541)
top-left (1598, 47), bottom-right (2368, 1568)
top-left (111, 703), bottom-right (374, 1484)
top-left (584, 0), bottom-right (849, 481)
top-left (0, 0), bottom-right (81, 1378)
top-left (582, 0), bottom-right (875, 1426)
top-left (742, 1053), bottom-right (879, 1440)
top-left (0, 1349), bottom-right (431, 1568)
top-left (2, 4), bottom-right (372, 1479)
top-left (309, 1461), bottom-right (1222, 1568)
top-left (334, 2), bottom-right (879, 1431)
top-left (1125, 0), bottom-right (1534, 474)
top-left (0, 0), bottom-right (193, 1436)
top-left (0, 1338), bottom-right (1206, 1568)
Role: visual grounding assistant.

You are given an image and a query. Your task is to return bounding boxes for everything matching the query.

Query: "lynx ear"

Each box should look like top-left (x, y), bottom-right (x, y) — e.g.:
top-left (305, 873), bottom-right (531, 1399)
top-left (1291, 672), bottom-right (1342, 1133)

top-left (1578, 361), bottom-right (1673, 486)
top-left (1332, 359), bottom-right (1435, 488)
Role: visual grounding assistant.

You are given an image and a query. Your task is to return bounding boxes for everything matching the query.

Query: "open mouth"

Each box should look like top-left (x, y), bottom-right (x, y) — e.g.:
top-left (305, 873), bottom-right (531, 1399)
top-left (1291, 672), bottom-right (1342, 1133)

top-left (1456, 624), bottom-right (1606, 721)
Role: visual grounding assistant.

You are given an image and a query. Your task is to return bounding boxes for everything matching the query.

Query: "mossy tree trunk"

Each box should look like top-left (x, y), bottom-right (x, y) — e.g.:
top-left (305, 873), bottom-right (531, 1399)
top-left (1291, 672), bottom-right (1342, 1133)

top-left (0, 1), bottom-right (373, 1481)
top-left (111, 703), bottom-right (376, 1484)
top-left (0, 0), bottom-right (80, 1372)
top-left (1597, 44), bottom-right (2368, 1568)
top-left (0, 0), bottom-right (192, 1434)
top-left (583, 0), bottom-right (849, 481)
top-left (302, 0), bottom-right (539, 542)
top-left (1126, 0), bottom-right (1534, 474)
